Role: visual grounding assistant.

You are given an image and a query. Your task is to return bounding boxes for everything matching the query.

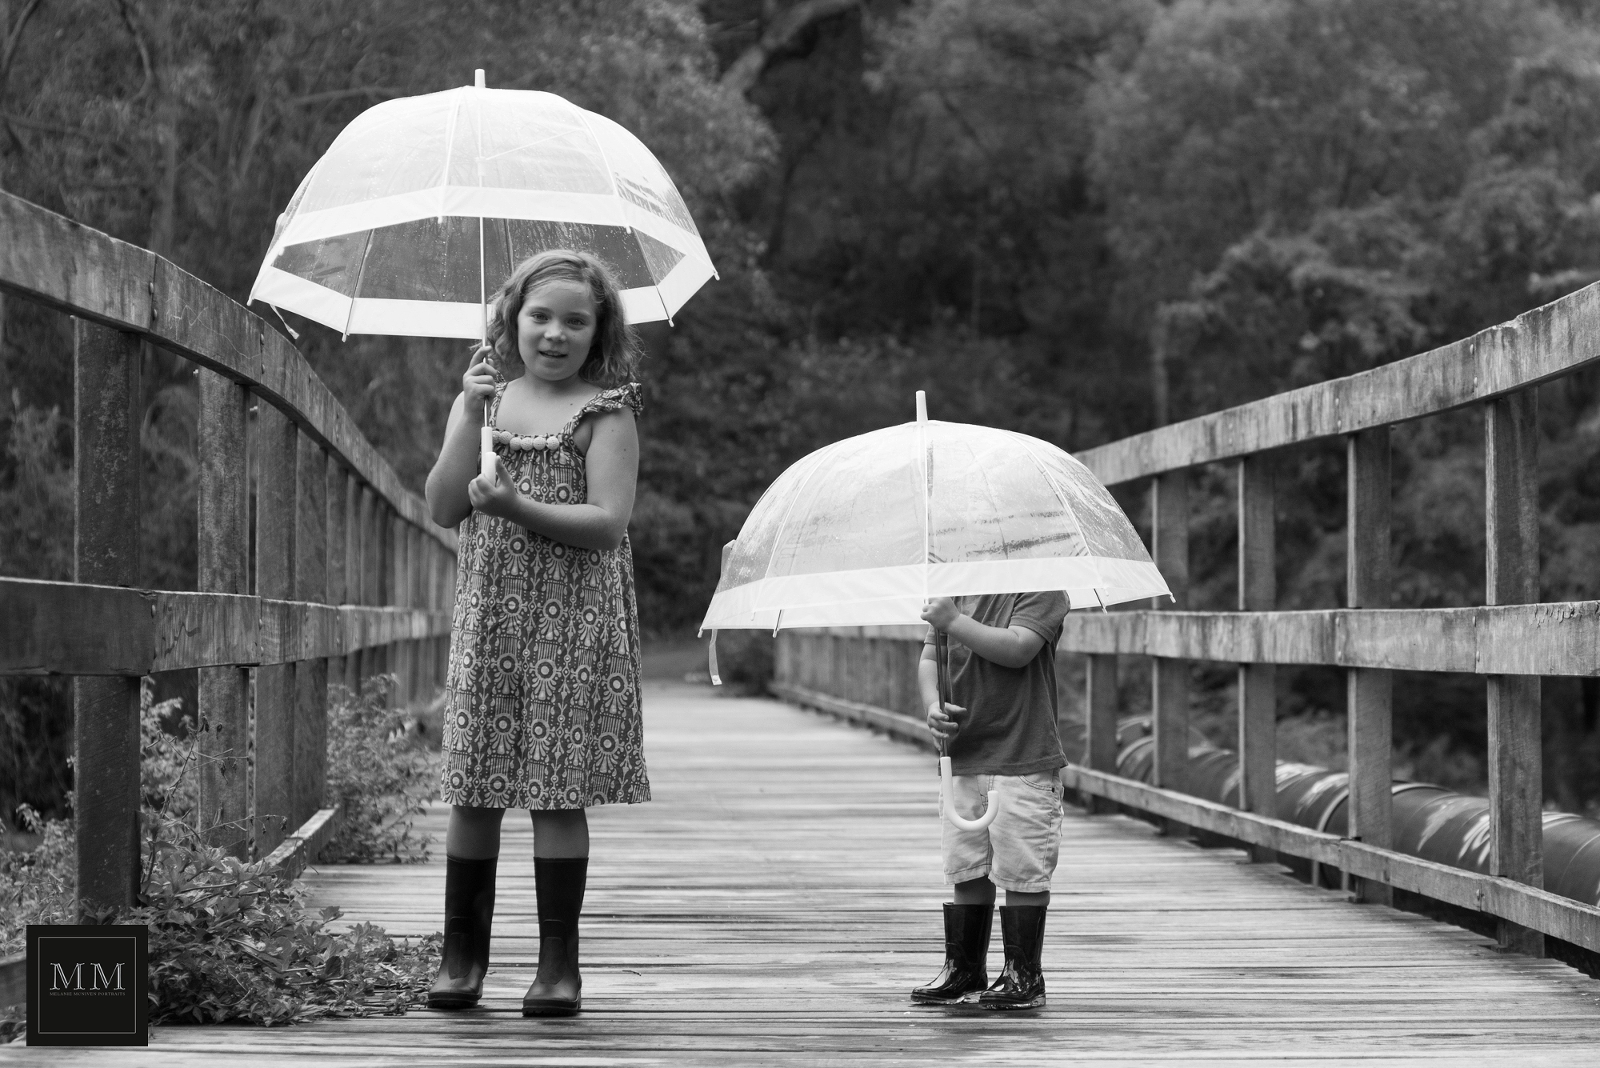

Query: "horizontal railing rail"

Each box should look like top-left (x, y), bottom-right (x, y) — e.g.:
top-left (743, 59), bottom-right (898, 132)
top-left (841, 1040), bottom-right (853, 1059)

top-left (0, 192), bottom-right (459, 935)
top-left (1075, 281), bottom-right (1600, 485)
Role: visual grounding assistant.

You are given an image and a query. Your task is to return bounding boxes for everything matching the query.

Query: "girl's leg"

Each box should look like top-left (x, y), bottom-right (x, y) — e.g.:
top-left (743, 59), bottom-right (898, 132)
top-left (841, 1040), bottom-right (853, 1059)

top-left (523, 809), bottom-right (589, 1016)
top-left (447, 803), bottom-right (507, 858)
top-left (429, 805), bottom-right (507, 1009)
top-left (529, 809), bottom-right (588, 857)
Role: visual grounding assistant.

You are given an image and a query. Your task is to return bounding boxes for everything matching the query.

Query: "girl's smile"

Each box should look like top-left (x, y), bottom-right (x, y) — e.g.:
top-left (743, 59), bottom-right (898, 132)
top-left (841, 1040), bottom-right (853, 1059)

top-left (517, 280), bottom-right (599, 382)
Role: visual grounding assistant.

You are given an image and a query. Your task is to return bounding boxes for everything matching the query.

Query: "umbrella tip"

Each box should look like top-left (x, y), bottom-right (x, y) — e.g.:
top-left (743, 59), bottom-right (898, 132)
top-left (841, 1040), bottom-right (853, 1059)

top-left (916, 390), bottom-right (927, 424)
top-left (474, 68), bottom-right (486, 89)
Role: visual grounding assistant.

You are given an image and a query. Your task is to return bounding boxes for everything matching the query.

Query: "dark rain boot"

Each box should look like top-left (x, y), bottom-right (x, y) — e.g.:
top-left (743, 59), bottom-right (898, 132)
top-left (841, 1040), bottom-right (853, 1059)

top-left (911, 903), bottom-right (993, 1004)
top-left (427, 855), bottom-right (498, 1009)
top-left (522, 856), bottom-right (587, 1016)
top-left (977, 905), bottom-right (1046, 1010)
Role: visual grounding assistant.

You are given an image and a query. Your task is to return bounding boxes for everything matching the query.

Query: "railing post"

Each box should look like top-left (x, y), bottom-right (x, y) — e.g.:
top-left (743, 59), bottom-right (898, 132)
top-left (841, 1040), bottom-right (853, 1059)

top-left (357, 486), bottom-right (378, 693)
top-left (293, 434), bottom-right (328, 827)
top-left (197, 369), bottom-right (250, 857)
top-left (343, 473), bottom-right (362, 694)
top-left (254, 402), bottom-right (297, 855)
top-left (1486, 389), bottom-right (1544, 956)
top-left (1346, 427), bottom-right (1393, 905)
top-left (392, 513), bottom-right (411, 706)
top-left (1083, 654), bottom-right (1118, 815)
top-left (326, 460), bottom-right (348, 699)
top-left (72, 320), bottom-right (142, 915)
top-left (1237, 453), bottom-right (1277, 860)
top-left (1150, 470), bottom-right (1190, 808)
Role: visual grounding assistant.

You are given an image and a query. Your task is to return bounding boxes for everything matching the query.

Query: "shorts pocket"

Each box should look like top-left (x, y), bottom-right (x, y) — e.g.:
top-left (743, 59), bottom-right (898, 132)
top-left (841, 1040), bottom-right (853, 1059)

top-left (1018, 771), bottom-right (1062, 796)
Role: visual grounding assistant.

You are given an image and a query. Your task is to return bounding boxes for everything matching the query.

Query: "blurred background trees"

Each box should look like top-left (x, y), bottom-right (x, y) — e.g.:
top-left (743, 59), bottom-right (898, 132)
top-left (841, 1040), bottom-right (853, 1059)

top-left (2, 0), bottom-right (1598, 818)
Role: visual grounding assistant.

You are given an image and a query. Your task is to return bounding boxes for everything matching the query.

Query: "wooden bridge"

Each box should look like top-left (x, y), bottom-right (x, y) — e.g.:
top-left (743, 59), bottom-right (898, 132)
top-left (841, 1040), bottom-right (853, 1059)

top-left (3, 191), bottom-right (1600, 1063)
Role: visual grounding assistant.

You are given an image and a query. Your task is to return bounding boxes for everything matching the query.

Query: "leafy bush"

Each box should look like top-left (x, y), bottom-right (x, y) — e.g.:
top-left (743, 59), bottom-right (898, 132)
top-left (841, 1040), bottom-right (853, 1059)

top-left (0, 677), bottom-right (442, 1042)
top-left (322, 676), bottom-right (439, 864)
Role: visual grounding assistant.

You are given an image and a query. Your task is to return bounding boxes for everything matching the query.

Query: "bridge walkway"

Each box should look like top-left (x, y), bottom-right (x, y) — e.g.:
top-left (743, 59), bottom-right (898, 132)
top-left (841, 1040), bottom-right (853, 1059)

top-left (10, 682), bottom-right (1600, 1066)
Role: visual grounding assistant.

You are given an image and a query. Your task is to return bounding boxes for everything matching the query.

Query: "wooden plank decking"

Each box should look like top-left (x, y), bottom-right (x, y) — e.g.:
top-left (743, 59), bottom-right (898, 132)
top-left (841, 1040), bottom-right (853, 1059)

top-left (9, 681), bottom-right (1600, 1066)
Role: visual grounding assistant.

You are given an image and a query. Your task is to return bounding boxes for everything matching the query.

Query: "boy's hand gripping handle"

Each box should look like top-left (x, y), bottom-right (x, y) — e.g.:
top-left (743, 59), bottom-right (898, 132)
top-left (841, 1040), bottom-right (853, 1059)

top-left (935, 628), bottom-right (1000, 831)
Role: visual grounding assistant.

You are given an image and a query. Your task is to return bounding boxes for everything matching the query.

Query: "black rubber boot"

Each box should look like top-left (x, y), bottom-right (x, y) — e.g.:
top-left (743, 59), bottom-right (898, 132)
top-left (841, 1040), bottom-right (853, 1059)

top-left (522, 856), bottom-right (587, 1016)
top-left (427, 855), bottom-right (498, 1009)
top-left (977, 905), bottom-right (1046, 1010)
top-left (911, 903), bottom-right (993, 1004)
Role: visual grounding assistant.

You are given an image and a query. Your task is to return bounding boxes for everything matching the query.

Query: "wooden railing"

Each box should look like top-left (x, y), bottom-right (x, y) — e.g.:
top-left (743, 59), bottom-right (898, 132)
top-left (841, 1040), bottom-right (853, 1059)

top-left (774, 280), bottom-right (1600, 959)
top-left (0, 192), bottom-right (457, 914)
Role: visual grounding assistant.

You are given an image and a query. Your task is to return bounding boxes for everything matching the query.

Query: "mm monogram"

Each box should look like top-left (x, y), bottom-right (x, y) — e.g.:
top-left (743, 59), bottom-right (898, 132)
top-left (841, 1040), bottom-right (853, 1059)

top-left (49, 962), bottom-right (126, 992)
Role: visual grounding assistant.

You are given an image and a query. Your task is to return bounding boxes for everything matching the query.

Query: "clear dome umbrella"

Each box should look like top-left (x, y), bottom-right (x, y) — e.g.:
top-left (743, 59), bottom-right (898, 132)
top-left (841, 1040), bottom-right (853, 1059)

top-left (700, 391), bottom-right (1171, 830)
top-left (248, 69), bottom-right (716, 478)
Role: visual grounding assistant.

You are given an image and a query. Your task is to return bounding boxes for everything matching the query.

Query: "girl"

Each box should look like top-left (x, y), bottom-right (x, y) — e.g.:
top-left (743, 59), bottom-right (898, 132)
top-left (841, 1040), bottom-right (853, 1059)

top-left (423, 249), bottom-right (650, 1017)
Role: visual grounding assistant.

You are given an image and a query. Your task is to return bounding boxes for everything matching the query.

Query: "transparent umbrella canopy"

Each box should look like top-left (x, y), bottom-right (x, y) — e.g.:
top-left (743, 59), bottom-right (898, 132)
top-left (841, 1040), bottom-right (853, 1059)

top-left (700, 392), bottom-right (1170, 830)
top-left (249, 70), bottom-right (716, 338)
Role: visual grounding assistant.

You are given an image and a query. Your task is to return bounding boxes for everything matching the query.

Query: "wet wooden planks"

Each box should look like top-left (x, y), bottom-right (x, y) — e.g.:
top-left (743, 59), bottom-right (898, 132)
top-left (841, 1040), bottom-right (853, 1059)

top-left (8, 681), bottom-right (1600, 1066)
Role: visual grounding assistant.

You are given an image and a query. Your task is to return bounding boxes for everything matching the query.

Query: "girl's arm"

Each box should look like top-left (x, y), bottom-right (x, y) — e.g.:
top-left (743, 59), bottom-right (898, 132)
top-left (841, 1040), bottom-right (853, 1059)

top-left (427, 392), bottom-right (486, 528)
top-left (467, 407), bottom-right (638, 551)
top-left (426, 356), bottom-right (498, 528)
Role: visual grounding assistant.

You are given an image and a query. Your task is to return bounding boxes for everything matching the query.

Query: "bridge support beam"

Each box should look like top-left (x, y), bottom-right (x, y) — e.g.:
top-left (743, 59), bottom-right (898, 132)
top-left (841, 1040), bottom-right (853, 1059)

top-left (72, 321), bottom-right (142, 915)
top-left (1346, 428), bottom-right (1393, 906)
top-left (197, 369), bottom-right (250, 858)
top-left (255, 403), bottom-right (297, 855)
top-left (1486, 390), bottom-right (1544, 957)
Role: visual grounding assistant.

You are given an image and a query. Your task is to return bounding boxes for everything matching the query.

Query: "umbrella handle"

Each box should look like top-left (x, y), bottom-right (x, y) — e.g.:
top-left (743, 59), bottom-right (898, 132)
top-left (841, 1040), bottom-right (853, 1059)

top-left (940, 755), bottom-right (999, 831)
top-left (480, 423), bottom-right (496, 481)
top-left (934, 629), bottom-right (1000, 830)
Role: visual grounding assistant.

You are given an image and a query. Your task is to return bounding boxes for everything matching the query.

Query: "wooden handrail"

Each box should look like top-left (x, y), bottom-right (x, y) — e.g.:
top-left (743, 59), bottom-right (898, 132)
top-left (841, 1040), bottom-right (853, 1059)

top-left (1075, 280), bottom-right (1600, 486)
top-left (0, 192), bottom-right (460, 917)
top-left (0, 192), bottom-right (454, 548)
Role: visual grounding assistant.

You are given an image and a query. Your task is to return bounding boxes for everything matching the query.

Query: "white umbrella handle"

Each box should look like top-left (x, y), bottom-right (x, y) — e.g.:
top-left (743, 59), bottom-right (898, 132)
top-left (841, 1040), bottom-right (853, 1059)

top-left (480, 420), bottom-right (496, 481)
top-left (940, 755), bottom-right (999, 831)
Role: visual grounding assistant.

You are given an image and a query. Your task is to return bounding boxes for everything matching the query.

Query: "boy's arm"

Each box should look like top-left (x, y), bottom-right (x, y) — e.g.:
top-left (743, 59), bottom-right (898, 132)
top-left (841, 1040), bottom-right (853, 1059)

top-left (922, 598), bottom-right (1045, 669)
top-left (919, 644), bottom-right (962, 740)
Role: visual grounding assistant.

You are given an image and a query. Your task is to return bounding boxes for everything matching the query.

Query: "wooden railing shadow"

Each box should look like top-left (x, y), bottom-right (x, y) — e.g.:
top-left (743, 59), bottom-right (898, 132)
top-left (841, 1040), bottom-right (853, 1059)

top-left (0, 192), bottom-right (457, 926)
top-left (774, 278), bottom-right (1600, 962)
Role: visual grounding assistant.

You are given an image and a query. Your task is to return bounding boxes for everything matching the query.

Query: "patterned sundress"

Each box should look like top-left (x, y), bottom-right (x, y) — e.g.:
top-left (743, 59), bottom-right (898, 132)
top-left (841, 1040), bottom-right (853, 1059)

top-left (441, 381), bottom-right (651, 810)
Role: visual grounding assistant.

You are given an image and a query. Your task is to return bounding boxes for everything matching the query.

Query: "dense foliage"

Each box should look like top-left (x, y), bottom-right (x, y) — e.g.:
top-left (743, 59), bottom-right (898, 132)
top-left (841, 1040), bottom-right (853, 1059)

top-left (1, 0), bottom-right (1597, 813)
top-left (0, 679), bottom-right (439, 1041)
top-left (322, 677), bottom-right (440, 864)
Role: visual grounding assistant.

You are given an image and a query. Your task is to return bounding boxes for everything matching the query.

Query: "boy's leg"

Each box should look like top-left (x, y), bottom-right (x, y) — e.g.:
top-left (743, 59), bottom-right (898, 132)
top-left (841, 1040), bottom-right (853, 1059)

top-left (430, 805), bottom-right (505, 1008)
top-left (524, 809), bottom-right (589, 1016)
top-left (979, 773), bottom-right (1062, 1011)
top-left (953, 877), bottom-right (996, 905)
top-left (912, 775), bottom-right (996, 1004)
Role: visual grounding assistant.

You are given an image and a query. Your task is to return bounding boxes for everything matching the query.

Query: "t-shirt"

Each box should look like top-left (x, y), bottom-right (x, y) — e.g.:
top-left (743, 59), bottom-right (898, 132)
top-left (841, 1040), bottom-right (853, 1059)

top-left (924, 591), bottom-right (1069, 776)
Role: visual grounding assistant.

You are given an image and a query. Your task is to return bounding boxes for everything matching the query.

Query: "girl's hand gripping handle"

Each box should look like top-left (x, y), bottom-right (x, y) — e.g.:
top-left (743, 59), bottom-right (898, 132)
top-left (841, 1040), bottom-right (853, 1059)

top-left (480, 423), bottom-right (496, 481)
top-left (939, 755), bottom-right (1000, 831)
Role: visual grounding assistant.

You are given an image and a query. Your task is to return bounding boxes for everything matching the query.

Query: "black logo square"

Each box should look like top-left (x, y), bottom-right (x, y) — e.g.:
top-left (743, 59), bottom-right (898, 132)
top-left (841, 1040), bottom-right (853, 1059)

top-left (26, 925), bottom-right (147, 1046)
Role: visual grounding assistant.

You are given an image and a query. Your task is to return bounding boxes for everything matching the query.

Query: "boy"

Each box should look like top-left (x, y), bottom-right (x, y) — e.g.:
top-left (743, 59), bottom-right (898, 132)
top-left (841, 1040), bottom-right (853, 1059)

top-left (912, 591), bottom-right (1068, 1010)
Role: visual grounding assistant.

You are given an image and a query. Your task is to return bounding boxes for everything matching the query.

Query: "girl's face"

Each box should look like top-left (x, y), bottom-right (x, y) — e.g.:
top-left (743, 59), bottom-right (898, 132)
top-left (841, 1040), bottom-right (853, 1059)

top-left (515, 279), bottom-right (599, 384)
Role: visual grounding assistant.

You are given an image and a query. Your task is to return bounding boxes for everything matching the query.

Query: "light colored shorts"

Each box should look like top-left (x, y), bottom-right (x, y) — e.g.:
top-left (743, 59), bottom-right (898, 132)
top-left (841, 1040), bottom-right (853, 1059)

top-left (942, 771), bottom-right (1064, 893)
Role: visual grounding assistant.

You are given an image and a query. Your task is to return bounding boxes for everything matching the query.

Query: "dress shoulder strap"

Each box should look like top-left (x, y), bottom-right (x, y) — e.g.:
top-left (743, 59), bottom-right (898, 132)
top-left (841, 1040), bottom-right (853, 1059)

top-left (560, 382), bottom-right (643, 437)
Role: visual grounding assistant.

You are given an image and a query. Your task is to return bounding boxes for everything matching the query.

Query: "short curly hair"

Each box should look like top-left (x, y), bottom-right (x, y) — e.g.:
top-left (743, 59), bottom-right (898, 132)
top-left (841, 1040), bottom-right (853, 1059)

top-left (484, 249), bottom-right (642, 388)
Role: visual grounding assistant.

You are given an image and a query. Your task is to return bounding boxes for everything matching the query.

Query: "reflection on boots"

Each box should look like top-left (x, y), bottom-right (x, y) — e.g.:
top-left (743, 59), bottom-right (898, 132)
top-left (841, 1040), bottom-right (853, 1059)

top-left (428, 855), bottom-right (498, 1009)
top-left (522, 918), bottom-right (581, 1016)
top-left (911, 903), bottom-right (992, 1004)
top-left (977, 905), bottom-right (1046, 1010)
